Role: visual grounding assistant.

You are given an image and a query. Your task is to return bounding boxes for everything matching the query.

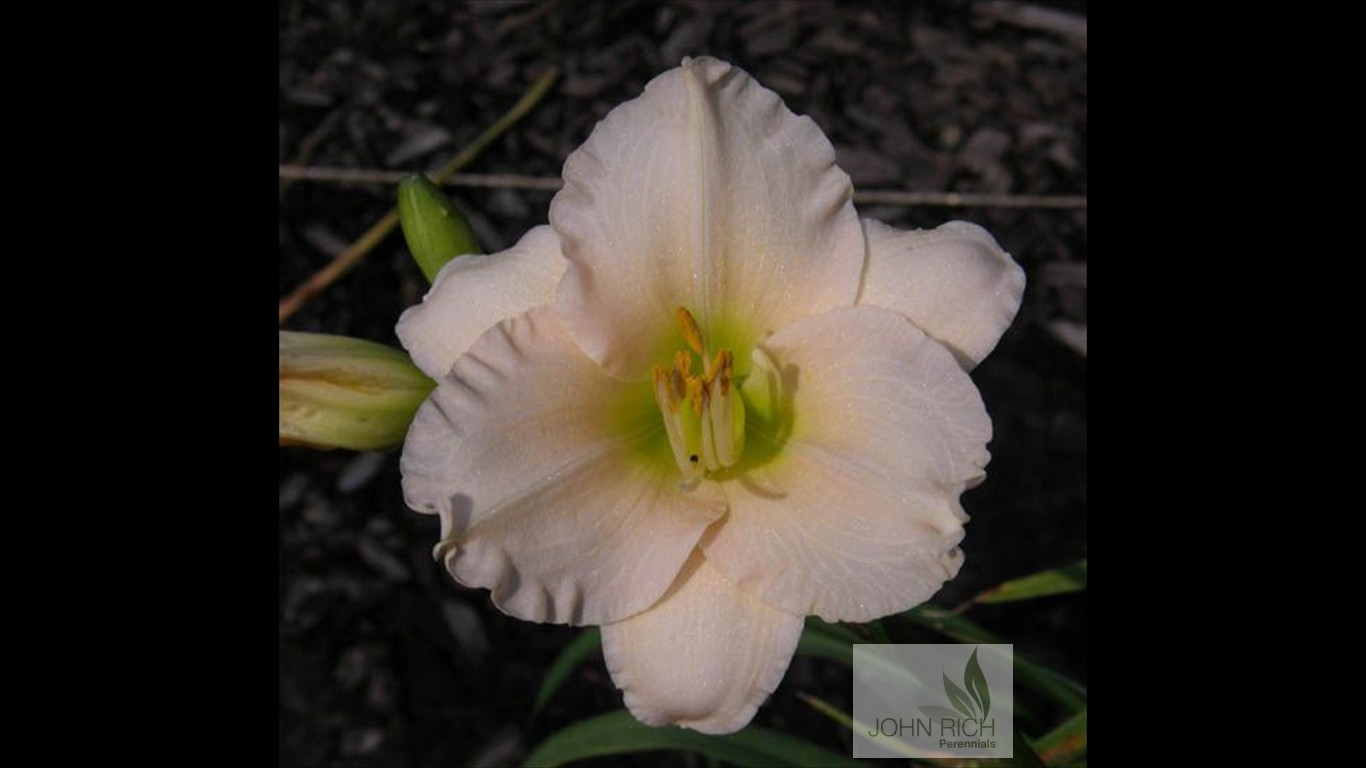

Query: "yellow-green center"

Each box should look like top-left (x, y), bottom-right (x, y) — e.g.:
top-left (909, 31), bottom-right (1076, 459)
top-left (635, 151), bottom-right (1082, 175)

top-left (650, 307), bottom-right (747, 487)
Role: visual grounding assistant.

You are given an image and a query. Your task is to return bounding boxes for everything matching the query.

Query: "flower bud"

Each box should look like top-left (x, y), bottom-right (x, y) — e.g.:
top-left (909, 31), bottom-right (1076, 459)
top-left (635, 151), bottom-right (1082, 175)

top-left (397, 175), bottom-right (480, 283)
top-left (279, 332), bottom-right (435, 451)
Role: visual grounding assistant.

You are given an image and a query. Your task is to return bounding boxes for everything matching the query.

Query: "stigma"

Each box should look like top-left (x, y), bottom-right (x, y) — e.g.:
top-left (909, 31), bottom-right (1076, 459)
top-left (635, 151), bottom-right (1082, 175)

top-left (652, 307), bottom-right (746, 486)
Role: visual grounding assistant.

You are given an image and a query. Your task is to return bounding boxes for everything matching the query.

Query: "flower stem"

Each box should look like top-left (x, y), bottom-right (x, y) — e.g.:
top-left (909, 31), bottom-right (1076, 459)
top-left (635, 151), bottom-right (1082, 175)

top-left (278, 67), bottom-right (560, 325)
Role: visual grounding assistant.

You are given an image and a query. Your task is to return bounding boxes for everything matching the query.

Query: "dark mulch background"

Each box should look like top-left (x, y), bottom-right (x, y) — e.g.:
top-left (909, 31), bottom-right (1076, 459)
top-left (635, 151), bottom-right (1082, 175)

top-left (279, 2), bottom-right (1086, 766)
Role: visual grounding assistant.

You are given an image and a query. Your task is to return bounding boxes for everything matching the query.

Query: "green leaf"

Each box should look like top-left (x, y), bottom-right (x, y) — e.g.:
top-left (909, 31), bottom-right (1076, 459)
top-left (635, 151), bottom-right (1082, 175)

top-left (804, 617), bottom-right (863, 645)
top-left (925, 725), bottom-right (1046, 768)
top-left (801, 693), bottom-right (923, 760)
top-left (798, 692), bottom-right (856, 730)
top-left (943, 673), bottom-right (978, 720)
top-left (865, 619), bottom-right (892, 644)
top-left (1035, 709), bottom-right (1087, 766)
top-left (970, 560), bottom-right (1087, 606)
top-left (855, 645), bottom-right (934, 700)
top-left (804, 621), bottom-right (937, 702)
top-left (397, 174), bottom-right (480, 283)
top-left (902, 607), bottom-right (1087, 715)
top-left (964, 647), bottom-right (991, 720)
top-left (522, 710), bottom-right (864, 768)
top-left (530, 617), bottom-right (857, 721)
top-left (531, 628), bottom-right (601, 717)
top-left (531, 622), bottom-right (857, 721)
top-left (797, 630), bottom-right (854, 666)
top-left (805, 695), bottom-right (1046, 768)
top-left (1010, 726), bottom-right (1049, 767)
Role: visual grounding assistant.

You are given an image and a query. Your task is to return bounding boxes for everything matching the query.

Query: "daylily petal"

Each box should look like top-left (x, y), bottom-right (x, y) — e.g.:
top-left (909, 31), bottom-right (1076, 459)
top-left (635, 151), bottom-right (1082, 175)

top-left (396, 225), bottom-right (566, 379)
top-left (857, 219), bottom-right (1025, 370)
top-left (702, 306), bottom-right (991, 622)
top-left (551, 56), bottom-right (865, 378)
top-left (401, 306), bottom-right (726, 625)
top-left (601, 551), bottom-right (803, 734)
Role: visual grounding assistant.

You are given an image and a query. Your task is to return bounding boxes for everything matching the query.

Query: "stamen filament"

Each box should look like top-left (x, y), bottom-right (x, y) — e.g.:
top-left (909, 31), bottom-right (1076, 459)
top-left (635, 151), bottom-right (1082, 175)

top-left (709, 351), bottom-right (742, 467)
top-left (653, 366), bottom-right (702, 486)
top-left (655, 307), bottom-right (745, 483)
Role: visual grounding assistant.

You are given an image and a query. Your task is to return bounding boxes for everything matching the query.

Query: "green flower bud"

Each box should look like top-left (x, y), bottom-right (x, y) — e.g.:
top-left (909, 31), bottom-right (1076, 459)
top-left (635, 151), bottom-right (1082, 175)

top-left (279, 332), bottom-right (435, 451)
top-left (397, 175), bottom-right (480, 283)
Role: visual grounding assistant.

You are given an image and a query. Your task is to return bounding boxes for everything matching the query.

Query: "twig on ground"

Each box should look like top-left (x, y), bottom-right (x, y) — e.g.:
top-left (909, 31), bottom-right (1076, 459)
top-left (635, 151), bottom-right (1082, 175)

top-left (277, 164), bottom-right (1087, 209)
top-left (976, 1), bottom-right (1088, 47)
top-left (279, 106), bottom-right (347, 203)
top-left (278, 166), bottom-right (563, 190)
top-left (278, 68), bottom-right (560, 326)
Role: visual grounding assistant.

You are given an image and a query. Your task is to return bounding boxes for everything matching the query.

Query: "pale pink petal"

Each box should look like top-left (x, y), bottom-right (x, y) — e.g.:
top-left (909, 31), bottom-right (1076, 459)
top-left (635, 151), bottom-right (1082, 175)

top-left (858, 219), bottom-right (1025, 369)
top-left (396, 225), bottom-right (566, 379)
top-left (602, 552), bottom-right (803, 734)
top-left (401, 306), bottom-right (725, 625)
top-left (702, 306), bottom-right (991, 622)
top-left (551, 56), bottom-right (864, 379)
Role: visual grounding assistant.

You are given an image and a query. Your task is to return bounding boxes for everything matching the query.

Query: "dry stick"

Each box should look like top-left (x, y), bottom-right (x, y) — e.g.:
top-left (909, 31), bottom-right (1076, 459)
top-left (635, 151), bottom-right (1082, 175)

top-left (278, 166), bottom-right (564, 190)
top-left (277, 68), bottom-right (560, 325)
top-left (279, 107), bottom-right (346, 203)
top-left (854, 190), bottom-right (1087, 209)
top-left (977, 0), bottom-right (1087, 47)
top-left (277, 164), bottom-right (1087, 210)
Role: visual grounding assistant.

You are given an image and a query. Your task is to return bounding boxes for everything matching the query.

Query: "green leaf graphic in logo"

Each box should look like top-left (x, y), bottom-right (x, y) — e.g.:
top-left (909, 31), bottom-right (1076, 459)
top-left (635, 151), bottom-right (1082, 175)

top-left (943, 673), bottom-right (978, 720)
top-left (964, 647), bottom-right (991, 720)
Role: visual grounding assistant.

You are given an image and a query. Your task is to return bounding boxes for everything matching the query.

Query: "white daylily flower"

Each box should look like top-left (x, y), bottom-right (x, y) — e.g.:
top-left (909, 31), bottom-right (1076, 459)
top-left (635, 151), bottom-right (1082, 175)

top-left (398, 57), bottom-right (1024, 734)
